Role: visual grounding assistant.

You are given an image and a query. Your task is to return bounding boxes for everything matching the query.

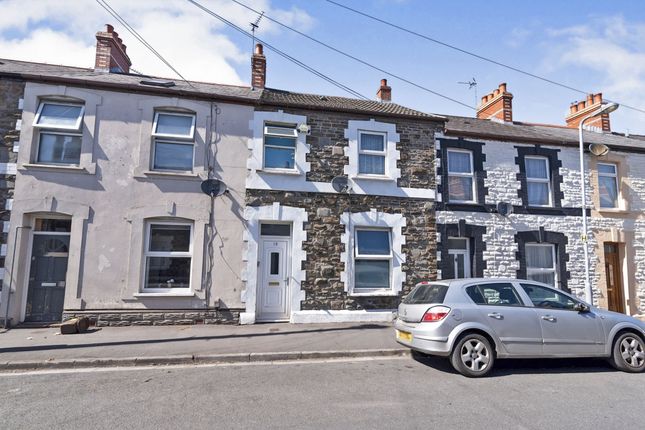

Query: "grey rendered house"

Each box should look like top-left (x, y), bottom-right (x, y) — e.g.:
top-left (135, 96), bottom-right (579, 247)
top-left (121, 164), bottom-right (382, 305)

top-left (0, 26), bottom-right (443, 326)
top-left (435, 83), bottom-right (645, 319)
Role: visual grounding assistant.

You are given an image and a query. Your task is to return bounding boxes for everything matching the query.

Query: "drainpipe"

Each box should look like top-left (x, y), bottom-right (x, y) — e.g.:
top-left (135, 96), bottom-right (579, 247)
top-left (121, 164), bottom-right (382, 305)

top-left (3, 226), bottom-right (31, 329)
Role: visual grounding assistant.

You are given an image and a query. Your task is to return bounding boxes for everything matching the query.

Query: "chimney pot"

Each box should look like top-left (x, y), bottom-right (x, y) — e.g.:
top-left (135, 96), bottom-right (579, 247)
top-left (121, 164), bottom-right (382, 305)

top-left (594, 93), bottom-right (602, 104)
top-left (586, 94), bottom-right (594, 104)
top-left (493, 89), bottom-right (500, 96)
top-left (255, 43), bottom-right (263, 55)
top-left (578, 101), bottom-right (586, 110)
top-left (499, 83), bottom-right (507, 92)
top-left (106, 24), bottom-right (114, 33)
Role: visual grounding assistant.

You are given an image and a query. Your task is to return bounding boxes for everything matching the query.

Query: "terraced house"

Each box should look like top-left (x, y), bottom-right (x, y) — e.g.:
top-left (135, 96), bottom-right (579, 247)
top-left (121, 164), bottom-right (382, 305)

top-left (0, 25), bottom-right (442, 327)
top-left (435, 83), bottom-right (645, 319)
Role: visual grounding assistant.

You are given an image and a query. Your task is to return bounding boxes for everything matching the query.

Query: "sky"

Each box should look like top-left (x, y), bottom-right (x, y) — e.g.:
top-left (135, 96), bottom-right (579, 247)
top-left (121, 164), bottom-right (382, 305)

top-left (1, 0), bottom-right (644, 134)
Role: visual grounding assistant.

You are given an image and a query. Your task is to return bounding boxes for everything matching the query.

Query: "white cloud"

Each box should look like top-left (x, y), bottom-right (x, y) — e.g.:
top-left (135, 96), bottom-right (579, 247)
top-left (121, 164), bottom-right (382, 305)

top-left (0, 0), bottom-right (314, 85)
top-left (545, 16), bottom-right (645, 133)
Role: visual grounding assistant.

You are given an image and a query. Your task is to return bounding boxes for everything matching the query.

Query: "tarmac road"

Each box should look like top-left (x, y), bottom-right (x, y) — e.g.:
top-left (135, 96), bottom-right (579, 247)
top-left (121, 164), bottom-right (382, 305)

top-left (1, 355), bottom-right (643, 430)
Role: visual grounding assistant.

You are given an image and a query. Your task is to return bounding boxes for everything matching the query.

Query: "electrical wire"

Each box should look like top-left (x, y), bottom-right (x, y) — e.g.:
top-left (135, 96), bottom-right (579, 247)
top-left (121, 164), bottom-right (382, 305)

top-left (95, 0), bottom-right (195, 87)
top-left (228, 0), bottom-right (475, 110)
top-left (325, 0), bottom-right (645, 115)
top-left (185, 0), bottom-right (369, 100)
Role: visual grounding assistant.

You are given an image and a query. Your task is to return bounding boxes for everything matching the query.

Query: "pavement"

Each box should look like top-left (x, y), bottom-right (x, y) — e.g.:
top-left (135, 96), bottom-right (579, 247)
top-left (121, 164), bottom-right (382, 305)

top-left (0, 322), bottom-right (404, 370)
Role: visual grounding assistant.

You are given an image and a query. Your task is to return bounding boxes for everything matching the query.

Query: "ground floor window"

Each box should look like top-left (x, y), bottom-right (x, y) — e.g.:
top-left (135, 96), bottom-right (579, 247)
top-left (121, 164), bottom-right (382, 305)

top-left (447, 237), bottom-right (471, 278)
top-left (354, 228), bottom-right (392, 289)
top-left (525, 243), bottom-right (557, 287)
top-left (143, 222), bottom-right (192, 291)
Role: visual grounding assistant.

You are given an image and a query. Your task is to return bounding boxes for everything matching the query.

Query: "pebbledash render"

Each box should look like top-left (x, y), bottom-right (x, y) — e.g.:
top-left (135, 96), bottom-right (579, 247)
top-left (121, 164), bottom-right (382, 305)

top-left (0, 26), bottom-right (443, 327)
top-left (435, 83), bottom-right (645, 319)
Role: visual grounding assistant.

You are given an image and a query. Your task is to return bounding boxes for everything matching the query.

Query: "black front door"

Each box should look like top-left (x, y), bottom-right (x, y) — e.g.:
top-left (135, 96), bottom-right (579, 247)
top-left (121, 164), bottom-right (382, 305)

top-left (25, 234), bottom-right (70, 322)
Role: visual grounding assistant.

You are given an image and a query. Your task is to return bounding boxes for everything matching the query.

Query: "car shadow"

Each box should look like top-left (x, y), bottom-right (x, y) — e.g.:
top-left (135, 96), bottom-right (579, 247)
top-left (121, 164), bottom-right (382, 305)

top-left (411, 351), bottom-right (617, 376)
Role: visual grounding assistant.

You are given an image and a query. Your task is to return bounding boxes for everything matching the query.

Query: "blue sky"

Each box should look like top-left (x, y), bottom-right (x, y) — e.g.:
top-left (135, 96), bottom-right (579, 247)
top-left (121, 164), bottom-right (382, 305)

top-left (2, 0), bottom-right (644, 133)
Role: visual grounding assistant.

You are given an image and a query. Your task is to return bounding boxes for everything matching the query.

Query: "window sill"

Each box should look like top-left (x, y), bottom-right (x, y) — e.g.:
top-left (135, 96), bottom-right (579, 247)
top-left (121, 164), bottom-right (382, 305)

top-left (349, 290), bottom-right (398, 297)
top-left (133, 292), bottom-right (195, 298)
top-left (137, 170), bottom-right (205, 181)
top-left (19, 163), bottom-right (91, 174)
top-left (257, 168), bottom-right (302, 176)
top-left (352, 175), bottom-right (394, 182)
top-left (597, 208), bottom-right (631, 215)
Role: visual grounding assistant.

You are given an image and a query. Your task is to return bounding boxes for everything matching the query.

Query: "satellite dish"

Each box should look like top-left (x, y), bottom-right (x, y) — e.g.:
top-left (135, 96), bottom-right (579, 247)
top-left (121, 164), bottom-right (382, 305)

top-left (589, 143), bottom-right (610, 157)
top-left (297, 123), bottom-right (311, 135)
top-left (331, 176), bottom-right (350, 193)
top-left (496, 202), bottom-right (513, 216)
top-left (200, 179), bottom-right (227, 197)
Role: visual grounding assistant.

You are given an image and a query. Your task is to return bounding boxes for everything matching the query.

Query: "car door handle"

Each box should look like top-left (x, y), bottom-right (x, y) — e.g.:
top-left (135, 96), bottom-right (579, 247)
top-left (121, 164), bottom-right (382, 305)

top-left (541, 315), bottom-right (557, 322)
top-left (487, 312), bottom-right (503, 320)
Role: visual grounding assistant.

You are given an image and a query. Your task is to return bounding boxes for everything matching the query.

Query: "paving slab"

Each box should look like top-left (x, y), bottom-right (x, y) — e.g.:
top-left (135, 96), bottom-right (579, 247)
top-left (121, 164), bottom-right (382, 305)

top-left (0, 323), bottom-right (399, 365)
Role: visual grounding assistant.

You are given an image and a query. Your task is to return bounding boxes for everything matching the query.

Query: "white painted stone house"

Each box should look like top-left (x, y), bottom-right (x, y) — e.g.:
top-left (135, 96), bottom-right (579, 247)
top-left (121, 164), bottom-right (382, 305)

top-left (436, 84), bottom-right (645, 318)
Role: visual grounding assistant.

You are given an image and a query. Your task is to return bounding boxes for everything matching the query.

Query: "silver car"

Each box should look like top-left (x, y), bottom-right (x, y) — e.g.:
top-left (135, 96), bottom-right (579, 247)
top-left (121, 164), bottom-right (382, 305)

top-left (394, 278), bottom-right (645, 377)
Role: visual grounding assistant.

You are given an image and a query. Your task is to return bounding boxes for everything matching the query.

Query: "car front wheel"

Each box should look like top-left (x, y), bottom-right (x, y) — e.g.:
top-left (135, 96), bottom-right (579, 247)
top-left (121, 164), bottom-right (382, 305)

top-left (450, 333), bottom-right (495, 377)
top-left (611, 333), bottom-right (645, 373)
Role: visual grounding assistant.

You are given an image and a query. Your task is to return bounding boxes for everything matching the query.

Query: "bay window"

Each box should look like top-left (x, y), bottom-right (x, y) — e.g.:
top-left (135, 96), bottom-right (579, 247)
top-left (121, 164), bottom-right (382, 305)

top-left (33, 101), bottom-right (85, 165)
top-left (144, 222), bottom-right (193, 291)
top-left (447, 149), bottom-right (475, 202)
top-left (525, 156), bottom-right (552, 206)
top-left (598, 163), bottom-right (619, 208)
top-left (354, 229), bottom-right (392, 290)
top-left (151, 112), bottom-right (195, 171)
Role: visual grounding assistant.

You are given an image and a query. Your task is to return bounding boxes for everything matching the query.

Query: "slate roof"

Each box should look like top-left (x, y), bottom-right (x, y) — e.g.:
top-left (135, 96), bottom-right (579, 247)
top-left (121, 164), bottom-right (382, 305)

top-left (0, 58), bottom-right (442, 121)
top-left (444, 115), bottom-right (645, 151)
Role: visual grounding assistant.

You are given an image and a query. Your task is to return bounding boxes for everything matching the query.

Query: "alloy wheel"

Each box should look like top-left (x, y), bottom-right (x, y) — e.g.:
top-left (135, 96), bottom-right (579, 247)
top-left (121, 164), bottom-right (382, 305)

top-left (460, 339), bottom-right (491, 372)
top-left (619, 336), bottom-right (645, 369)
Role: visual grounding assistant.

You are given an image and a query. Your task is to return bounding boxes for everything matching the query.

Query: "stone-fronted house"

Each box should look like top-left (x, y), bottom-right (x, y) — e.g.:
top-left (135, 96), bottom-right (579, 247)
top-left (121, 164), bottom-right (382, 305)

top-left (0, 26), bottom-right (442, 326)
top-left (435, 83), bottom-right (645, 319)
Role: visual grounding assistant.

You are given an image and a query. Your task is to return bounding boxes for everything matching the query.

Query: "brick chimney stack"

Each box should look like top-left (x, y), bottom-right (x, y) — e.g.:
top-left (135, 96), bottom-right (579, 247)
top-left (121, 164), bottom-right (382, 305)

top-left (477, 83), bottom-right (513, 122)
top-left (565, 93), bottom-right (611, 132)
top-left (94, 24), bottom-right (131, 73)
top-left (376, 78), bottom-right (391, 103)
top-left (251, 43), bottom-right (266, 89)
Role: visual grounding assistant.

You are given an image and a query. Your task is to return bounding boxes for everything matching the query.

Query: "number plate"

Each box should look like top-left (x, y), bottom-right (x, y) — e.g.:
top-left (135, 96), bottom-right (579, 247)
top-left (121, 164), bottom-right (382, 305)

top-left (396, 330), bottom-right (412, 342)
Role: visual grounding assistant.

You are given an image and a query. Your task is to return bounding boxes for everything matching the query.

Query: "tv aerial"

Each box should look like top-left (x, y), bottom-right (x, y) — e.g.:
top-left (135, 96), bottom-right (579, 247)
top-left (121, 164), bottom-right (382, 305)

top-left (250, 11), bottom-right (265, 49)
top-left (458, 78), bottom-right (478, 107)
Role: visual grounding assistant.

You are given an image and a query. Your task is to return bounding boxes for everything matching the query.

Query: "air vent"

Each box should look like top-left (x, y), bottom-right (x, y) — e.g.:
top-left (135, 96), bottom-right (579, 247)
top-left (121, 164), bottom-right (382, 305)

top-left (139, 79), bottom-right (176, 88)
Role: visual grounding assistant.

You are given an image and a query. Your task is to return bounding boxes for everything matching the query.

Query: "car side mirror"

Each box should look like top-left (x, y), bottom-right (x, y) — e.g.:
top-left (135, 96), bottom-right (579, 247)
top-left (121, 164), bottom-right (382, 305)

top-left (574, 303), bottom-right (590, 313)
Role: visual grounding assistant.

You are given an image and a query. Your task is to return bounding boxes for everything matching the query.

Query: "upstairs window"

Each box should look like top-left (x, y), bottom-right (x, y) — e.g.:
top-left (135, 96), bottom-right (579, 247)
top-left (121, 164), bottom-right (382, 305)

top-left (447, 149), bottom-right (475, 203)
top-left (525, 243), bottom-right (557, 287)
top-left (151, 112), bottom-right (195, 172)
top-left (358, 131), bottom-right (387, 175)
top-left (263, 123), bottom-right (297, 170)
top-left (354, 229), bottom-right (392, 290)
top-left (33, 101), bottom-right (85, 165)
top-left (598, 163), bottom-right (619, 209)
top-left (525, 156), bottom-right (552, 207)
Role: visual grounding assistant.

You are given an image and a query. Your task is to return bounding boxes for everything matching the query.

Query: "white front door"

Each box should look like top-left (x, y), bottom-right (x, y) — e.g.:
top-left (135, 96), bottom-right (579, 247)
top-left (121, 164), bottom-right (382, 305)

top-left (257, 238), bottom-right (290, 321)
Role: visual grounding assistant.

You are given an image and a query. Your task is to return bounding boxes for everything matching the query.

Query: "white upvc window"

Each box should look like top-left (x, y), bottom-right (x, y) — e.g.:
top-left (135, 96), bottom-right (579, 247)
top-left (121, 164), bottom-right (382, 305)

top-left (358, 131), bottom-right (387, 176)
top-left (447, 149), bottom-right (475, 203)
top-left (525, 243), bottom-right (557, 287)
top-left (354, 228), bottom-right (392, 291)
top-left (447, 237), bottom-right (471, 278)
top-left (33, 101), bottom-right (85, 165)
top-left (525, 156), bottom-right (552, 207)
top-left (143, 222), bottom-right (193, 292)
top-left (263, 123), bottom-right (298, 170)
top-left (598, 163), bottom-right (619, 209)
top-left (151, 112), bottom-right (196, 172)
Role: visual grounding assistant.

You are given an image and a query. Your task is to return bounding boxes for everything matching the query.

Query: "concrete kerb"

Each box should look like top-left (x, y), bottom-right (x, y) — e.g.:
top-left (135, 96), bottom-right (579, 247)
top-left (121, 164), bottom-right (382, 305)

top-left (0, 349), bottom-right (410, 372)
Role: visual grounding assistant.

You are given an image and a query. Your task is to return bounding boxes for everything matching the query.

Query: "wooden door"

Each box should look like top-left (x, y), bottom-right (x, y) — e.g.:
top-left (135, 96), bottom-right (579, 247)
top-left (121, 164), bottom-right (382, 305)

top-left (604, 243), bottom-right (625, 314)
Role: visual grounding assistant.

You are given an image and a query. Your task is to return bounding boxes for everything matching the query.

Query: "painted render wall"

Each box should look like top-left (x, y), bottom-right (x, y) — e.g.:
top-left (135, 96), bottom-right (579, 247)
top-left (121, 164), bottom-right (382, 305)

top-left (436, 135), bottom-right (645, 317)
top-left (0, 82), bottom-right (252, 325)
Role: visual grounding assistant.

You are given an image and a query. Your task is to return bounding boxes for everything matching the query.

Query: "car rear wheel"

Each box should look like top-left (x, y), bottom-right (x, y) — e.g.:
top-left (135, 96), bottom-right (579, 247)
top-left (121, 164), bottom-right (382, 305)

top-left (610, 333), bottom-right (645, 373)
top-left (450, 333), bottom-right (495, 377)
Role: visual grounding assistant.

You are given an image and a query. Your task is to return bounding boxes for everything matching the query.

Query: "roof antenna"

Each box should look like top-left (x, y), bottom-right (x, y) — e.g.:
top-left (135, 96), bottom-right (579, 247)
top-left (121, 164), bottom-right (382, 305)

top-left (250, 11), bottom-right (265, 51)
top-left (458, 78), bottom-right (478, 108)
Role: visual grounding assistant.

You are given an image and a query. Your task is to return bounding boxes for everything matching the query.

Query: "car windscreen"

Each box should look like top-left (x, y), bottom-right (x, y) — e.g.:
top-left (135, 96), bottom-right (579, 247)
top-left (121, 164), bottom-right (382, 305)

top-left (402, 284), bottom-right (449, 304)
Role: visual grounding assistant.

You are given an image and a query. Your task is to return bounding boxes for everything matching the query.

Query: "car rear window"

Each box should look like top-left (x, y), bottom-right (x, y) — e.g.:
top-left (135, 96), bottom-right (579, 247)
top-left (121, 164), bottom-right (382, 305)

top-left (402, 284), bottom-right (449, 304)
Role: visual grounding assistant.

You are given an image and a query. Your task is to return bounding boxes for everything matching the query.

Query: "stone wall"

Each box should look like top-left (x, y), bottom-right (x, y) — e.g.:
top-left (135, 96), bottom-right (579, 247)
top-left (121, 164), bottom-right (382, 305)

top-left (0, 77), bottom-right (23, 293)
top-left (246, 190), bottom-right (437, 311)
top-left (62, 309), bottom-right (243, 326)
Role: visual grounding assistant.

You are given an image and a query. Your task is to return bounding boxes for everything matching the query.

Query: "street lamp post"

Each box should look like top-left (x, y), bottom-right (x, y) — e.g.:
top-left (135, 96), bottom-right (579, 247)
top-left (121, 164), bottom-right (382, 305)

top-left (578, 102), bottom-right (619, 304)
